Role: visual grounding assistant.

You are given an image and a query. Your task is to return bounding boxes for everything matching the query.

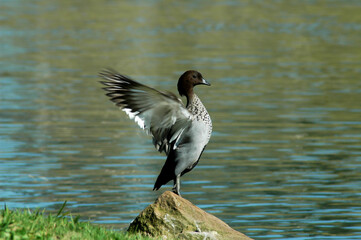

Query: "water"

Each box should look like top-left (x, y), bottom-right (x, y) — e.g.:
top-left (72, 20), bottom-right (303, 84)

top-left (1, 0), bottom-right (361, 239)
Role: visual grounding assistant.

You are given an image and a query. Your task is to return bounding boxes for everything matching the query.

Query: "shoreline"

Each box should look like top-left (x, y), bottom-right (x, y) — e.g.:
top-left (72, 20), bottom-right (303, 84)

top-left (0, 203), bottom-right (150, 240)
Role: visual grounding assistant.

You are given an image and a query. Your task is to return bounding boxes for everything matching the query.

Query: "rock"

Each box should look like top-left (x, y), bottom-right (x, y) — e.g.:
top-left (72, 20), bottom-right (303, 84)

top-left (127, 191), bottom-right (253, 240)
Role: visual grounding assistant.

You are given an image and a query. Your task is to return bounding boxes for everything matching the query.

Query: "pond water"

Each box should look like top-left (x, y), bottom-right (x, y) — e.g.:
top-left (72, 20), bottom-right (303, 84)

top-left (1, 1), bottom-right (361, 239)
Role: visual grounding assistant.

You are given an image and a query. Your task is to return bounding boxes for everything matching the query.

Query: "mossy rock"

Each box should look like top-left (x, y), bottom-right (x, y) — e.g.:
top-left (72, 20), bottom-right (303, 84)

top-left (128, 191), bottom-right (252, 240)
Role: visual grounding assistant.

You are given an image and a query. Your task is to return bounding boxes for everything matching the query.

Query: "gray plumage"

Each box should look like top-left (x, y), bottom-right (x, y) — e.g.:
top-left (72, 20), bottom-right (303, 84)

top-left (99, 69), bottom-right (212, 196)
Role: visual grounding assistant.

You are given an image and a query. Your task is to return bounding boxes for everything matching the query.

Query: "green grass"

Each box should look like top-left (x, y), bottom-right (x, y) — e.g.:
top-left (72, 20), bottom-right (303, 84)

top-left (0, 201), bottom-right (151, 240)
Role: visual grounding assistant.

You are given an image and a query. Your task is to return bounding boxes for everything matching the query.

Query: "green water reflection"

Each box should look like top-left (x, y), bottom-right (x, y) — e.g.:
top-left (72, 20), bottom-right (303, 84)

top-left (1, 1), bottom-right (361, 239)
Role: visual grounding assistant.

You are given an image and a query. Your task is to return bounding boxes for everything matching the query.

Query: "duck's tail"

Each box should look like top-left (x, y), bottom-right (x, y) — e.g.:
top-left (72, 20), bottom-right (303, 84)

top-left (153, 152), bottom-right (176, 191)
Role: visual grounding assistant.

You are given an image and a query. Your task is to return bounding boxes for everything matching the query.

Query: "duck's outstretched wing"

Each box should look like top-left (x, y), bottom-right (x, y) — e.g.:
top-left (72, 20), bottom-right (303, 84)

top-left (99, 69), bottom-right (192, 154)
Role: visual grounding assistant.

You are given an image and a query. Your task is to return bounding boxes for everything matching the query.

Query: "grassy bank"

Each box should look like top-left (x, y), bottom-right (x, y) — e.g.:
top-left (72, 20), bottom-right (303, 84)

top-left (0, 202), bottom-right (150, 240)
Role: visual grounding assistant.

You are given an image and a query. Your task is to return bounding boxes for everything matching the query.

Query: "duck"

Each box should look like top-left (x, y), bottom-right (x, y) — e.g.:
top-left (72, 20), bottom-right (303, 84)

top-left (99, 69), bottom-right (212, 196)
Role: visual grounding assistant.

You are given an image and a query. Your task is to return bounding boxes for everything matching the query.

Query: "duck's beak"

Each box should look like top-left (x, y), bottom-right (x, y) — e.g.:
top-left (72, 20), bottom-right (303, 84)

top-left (201, 78), bottom-right (211, 86)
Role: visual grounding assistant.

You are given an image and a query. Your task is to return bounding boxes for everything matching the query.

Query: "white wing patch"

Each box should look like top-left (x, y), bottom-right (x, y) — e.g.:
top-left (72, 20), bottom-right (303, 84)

top-left (123, 108), bottom-right (145, 130)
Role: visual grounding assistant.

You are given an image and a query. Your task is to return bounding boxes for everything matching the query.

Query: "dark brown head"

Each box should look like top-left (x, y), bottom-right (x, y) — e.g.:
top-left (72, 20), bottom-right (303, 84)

top-left (177, 70), bottom-right (210, 97)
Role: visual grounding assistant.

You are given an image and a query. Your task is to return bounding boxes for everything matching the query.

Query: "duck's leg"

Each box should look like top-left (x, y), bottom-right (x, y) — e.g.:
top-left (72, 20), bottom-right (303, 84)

top-left (172, 174), bottom-right (181, 197)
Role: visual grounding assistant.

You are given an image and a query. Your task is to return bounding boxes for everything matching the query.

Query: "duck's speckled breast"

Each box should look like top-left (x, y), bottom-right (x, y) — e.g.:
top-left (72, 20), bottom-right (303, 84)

top-left (187, 94), bottom-right (212, 140)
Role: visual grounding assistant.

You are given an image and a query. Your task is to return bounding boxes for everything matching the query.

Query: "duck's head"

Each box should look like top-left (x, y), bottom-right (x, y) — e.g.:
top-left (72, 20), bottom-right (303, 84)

top-left (177, 70), bottom-right (210, 97)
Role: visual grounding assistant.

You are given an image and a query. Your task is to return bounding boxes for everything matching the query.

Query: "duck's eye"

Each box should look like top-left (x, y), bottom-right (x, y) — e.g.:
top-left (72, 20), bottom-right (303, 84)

top-left (192, 75), bottom-right (196, 79)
